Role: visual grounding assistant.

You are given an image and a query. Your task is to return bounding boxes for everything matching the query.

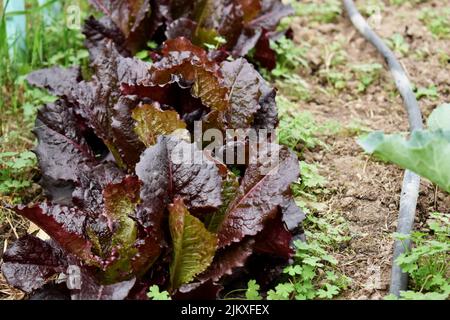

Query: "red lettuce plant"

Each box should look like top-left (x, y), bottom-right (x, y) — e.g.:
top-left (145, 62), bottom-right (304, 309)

top-left (1, 30), bottom-right (304, 299)
top-left (86, 0), bottom-right (293, 69)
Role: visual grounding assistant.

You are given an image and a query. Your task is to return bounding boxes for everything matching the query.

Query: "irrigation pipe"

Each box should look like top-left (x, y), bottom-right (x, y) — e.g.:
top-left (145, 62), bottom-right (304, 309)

top-left (342, 0), bottom-right (424, 296)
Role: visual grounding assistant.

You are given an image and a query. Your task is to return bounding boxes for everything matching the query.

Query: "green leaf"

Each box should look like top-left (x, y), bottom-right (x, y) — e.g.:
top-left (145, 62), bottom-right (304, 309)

top-left (267, 283), bottom-right (295, 300)
top-left (358, 130), bottom-right (450, 193)
top-left (132, 103), bottom-right (187, 147)
top-left (415, 85), bottom-right (438, 100)
top-left (302, 256), bottom-right (323, 267)
top-left (245, 280), bottom-right (262, 300)
top-left (284, 265), bottom-right (303, 276)
top-left (169, 197), bottom-right (218, 289)
top-left (205, 170), bottom-right (240, 233)
top-left (317, 283), bottom-right (340, 299)
top-left (427, 104), bottom-right (450, 130)
top-left (97, 177), bottom-right (140, 282)
top-left (147, 285), bottom-right (171, 300)
top-left (399, 290), bottom-right (448, 300)
top-left (326, 271), bottom-right (338, 282)
top-left (301, 265), bottom-right (316, 280)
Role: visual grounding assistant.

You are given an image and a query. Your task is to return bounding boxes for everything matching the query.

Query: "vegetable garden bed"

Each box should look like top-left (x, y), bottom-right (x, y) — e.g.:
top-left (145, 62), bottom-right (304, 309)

top-left (0, 0), bottom-right (449, 301)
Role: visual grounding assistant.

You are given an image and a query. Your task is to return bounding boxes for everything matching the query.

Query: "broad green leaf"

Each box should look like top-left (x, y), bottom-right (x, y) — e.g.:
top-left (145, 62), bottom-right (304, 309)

top-left (205, 170), bottom-right (240, 233)
top-left (99, 176), bottom-right (140, 283)
top-left (195, 27), bottom-right (220, 48)
top-left (169, 197), bottom-right (218, 289)
top-left (132, 103), bottom-right (186, 147)
top-left (358, 130), bottom-right (450, 193)
top-left (427, 103), bottom-right (450, 130)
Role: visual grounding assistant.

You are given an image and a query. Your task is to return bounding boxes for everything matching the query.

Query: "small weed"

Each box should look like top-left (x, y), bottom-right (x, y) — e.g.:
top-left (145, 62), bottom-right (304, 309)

top-left (269, 37), bottom-right (308, 78)
top-left (292, 161), bottom-right (329, 213)
top-left (420, 8), bottom-right (450, 39)
top-left (413, 47), bottom-right (430, 62)
top-left (277, 96), bottom-right (327, 153)
top-left (437, 50), bottom-right (450, 66)
top-left (0, 151), bottom-right (37, 196)
top-left (245, 280), bottom-right (262, 300)
top-left (318, 41), bottom-right (351, 91)
top-left (387, 33), bottom-right (409, 56)
top-left (147, 285), bottom-right (171, 300)
top-left (320, 70), bottom-right (349, 91)
top-left (293, 0), bottom-right (342, 24)
top-left (360, 0), bottom-right (385, 17)
top-left (246, 212), bottom-right (351, 300)
top-left (275, 74), bottom-right (311, 102)
top-left (203, 35), bottom-right (227, 51)
top-left (323, 41), bottom-right (348, 69)
top-left (342, 119), bottom-right (371, 137)
top-left (351, 63), bottom-right (383, 93)
top-left (414, 85), bottom-right (438, 100)
top-left (386, 212), bottom-right (450, 300)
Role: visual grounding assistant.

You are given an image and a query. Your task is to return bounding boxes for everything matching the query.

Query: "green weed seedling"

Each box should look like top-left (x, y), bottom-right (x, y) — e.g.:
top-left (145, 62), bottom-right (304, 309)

top-left (386, 212), bottom-right (450, 300)
top-left (387, 33), bottom-right (409, 56)
top-left (245, 212), bottom-right (351, 300)
top-left (147, 285), bottom-right (171, 300)
top-left (0, 151), bottom-right (36, 196)
top-left (420, 8), bottom-right (450, 39)
top-left (270, 36), bottom-right (308, 78)
top-left (414, 84), bottom-right (438, 100)
top-left (324, 41), bottom-right (348, 69)
top-left (351, 63), bottom-right (383, 93)
top-left (277, 96), bottom-right (327, 153)
top-left (275, 74), bottom-right (311, 102)
top-left (293, 0), bottom-right (342, 24)
top-left (360, 0), bottom-right (385, 17)
top-left (437, 50), bottom-right (450, 66)
top-left (320, 70), bottom-right (349, 91)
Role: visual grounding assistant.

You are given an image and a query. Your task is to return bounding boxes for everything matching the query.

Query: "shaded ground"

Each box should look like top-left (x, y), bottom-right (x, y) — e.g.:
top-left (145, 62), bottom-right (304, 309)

top-left (291, 0), bottom-right (450, 299)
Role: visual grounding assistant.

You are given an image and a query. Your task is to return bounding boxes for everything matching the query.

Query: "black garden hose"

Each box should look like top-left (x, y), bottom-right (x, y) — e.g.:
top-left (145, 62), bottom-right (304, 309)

top-left (342, 0), bottom-right (424, 296)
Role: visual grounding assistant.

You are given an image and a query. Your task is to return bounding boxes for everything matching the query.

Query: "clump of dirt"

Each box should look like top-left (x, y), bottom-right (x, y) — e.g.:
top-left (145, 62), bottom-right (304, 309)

top-left (291, 0), bottom-right (450, 299)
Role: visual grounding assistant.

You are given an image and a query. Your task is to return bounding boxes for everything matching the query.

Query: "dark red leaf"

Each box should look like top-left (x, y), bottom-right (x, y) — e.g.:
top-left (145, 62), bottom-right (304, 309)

top-left (26, 66), bottom-right (81, 99)
top-left (145, 38), bottom-right (229, 112)
top-left (249, 0), bottom-right (294, 30)
top-left (73, 42), bottom-right (149, 168)
top-left (1, 235), bottom-right (67, 293)
top-left (253, 30), bottom-right (277, 70)
top-left (70, 268), bottom-right (136, 300)
top-left (135, 135), bottom-right (222, 228)
top-left (12, 204), bottom-right (94, 262)
top-left (33, 100), bottom-right (97, 203)
top-left (219, 58), bottom-right (261, 128)
top-left (83, 16), bottom-right (130, 58)
top-left (253, 213), bottom-right (293, 259)
top-left (197, 238), bottom-right (254, 283)
top-left (165, 18), bottom-right (196, 40)
top-left (253, 77), bottom-right (278, 131)
top-left (217, 145), bottom-right (300, 248)
top-left (174, 280), bottom-right (223, 300)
